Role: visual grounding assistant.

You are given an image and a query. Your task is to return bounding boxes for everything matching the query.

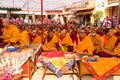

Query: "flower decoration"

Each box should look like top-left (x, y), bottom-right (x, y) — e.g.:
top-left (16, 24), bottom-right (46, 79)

top-left (0, 55), bottom-right (23, 80)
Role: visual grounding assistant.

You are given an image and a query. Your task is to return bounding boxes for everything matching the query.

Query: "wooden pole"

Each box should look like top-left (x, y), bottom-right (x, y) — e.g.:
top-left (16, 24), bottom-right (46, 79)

top-left (13, 0), bottom-right (14, 8)
top-left (27, 0), bottom-right (29, 24)
top-left (41, 0), bottom-right (44, 42)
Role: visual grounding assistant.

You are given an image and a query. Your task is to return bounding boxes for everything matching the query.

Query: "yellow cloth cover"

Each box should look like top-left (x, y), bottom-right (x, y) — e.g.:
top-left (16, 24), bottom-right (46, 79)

top-left (89, 58), bottom-right (120, 76)
top-left (50, 57), bottom-right (70, 68)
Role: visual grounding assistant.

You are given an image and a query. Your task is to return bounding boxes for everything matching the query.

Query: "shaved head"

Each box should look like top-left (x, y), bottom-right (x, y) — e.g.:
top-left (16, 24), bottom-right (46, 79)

top-left (2, 18), bottom-right (11, 28)
top-left (61, 29), bottom-right (67, 34)
top-left (60, 29), bottom-right (67, 38)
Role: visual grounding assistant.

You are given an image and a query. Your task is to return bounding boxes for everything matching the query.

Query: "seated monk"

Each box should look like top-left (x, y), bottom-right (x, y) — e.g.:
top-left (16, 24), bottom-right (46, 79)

top-left (27, 26), bottom-right (35, 43)
top-left (31, 32), bottom-right (42, 44)
top-left (29, 30), bottom-right (38, 43)
top-left (73, 28), bottom-right (94, 55)
top-left (59, 29), bottom-right (73, 52)
top-left (43, 27), bottom-right (48, 38)
top-left (54, 27), bottom-right (61, 37)
top-left (113, 32), bottom-right (120, 56)
top-left (97, 26), bottom-right (106, 36)
top-left (42, 30), bottom-right (59, 51)
top-left (88, 29), bottom-right (101, 54)
top-left (70, 27), bottom-right (81, 43)
top-left (97, 28), bottom-right (118, 57)
top-left (0, 18), bottom-right (20, 47)
top-left (19, 26), bottom-right (29, 46)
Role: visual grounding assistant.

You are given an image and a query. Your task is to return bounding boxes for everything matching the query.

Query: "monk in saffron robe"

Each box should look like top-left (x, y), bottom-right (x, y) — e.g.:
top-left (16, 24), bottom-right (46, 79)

top-left (113, 43), bottom-right (120, 56)
top-left (43, 27), bottom-right (48, 38)
top-left (28, 29), bottom-right (40, 44)
top-left (32, 33), bottom-right (42, 44)
top-left (42, 30), bottom-right (59, 51)
top-left (59, 29), bottom-right (73, 52)
top-left (113, 33), bottom-right (120, 56)
top-left (0, 18), bottom-right (20, 47)
top-left (74, 28), bottom-right (94, 55)
top-left (88, 29), bottom-right (101, 54)
top-left (19, 27), bottom-right (29, 46)
top-left (54, 27), bottom-right (61, 37)
top-left (98, 28), bottom-right (118, 57)
top-left (70, 27), bottom-right (81, 43)
top-left (97, 26), bottom-right (106, 36)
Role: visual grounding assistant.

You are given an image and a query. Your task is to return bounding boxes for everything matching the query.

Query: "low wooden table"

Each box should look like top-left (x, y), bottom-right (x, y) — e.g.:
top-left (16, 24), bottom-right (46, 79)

top-left (0, 48), bottom-right (36, 80)
top-left (40, 51), bottom-right (80, 80)
top-left (42, 62), bottom-right (79, 80)
top-left (21, 57), bottom-right (35, 80)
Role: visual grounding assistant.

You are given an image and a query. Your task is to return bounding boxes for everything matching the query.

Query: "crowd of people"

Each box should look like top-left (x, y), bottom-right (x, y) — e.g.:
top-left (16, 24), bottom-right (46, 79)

top-left (102, 16), bottom-right (119, 28)
top-left (0, 17), bottom-right (120, 57)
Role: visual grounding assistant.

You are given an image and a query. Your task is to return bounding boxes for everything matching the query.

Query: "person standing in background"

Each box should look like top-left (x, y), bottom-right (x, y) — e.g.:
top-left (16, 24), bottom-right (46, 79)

top-left (113, 16), bottom-right (118, 27)
top-left (90, 14), bottom-right (95, 25)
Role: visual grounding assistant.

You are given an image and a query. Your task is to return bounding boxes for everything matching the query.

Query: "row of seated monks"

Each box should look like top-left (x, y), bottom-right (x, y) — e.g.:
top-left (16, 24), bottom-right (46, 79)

top-left (42, 26), bottom-right (120, 57)
top-left (0, 18), bottom-right (120, 57)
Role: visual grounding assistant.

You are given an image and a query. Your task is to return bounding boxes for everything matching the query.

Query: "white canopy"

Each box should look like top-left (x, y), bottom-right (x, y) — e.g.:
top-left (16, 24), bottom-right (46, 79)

top-left (0, 0), bottom-right (89, 11)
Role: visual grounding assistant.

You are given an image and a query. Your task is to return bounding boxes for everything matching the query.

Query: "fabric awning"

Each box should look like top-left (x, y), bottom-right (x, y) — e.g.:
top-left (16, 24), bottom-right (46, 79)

top-left (0, 10), bottom-right (7, 14)
top-left (61, 12), bottom-right (74, 15)
top-left (45, 10), bottom-right (62, 15)
top-left (76, 11), bottom-right (93, 15)
top-left (73, 6), bottom-right (94, 15)
top-left (70, 6), bottom-right (94, 11)
top-left (0, 0), bottom-right (90, 11)
top-left (107, 2), bottom-right (119, 7)
top-left (11, 11), bottom-right (46, 15)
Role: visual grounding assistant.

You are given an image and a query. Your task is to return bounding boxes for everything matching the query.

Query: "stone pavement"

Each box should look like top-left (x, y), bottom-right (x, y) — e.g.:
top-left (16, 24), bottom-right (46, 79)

top-left (22, 68), bottom-right (120, 80)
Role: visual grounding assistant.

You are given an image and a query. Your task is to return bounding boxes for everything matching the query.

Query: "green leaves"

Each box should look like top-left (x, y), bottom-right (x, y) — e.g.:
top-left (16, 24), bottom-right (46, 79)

top-left (95, 10), bottom-right (103, 19)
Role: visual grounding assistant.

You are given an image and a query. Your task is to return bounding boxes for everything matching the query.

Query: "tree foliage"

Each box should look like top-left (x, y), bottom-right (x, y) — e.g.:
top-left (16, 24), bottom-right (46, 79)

top-left (95, 10), bottom-right (103, 19)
